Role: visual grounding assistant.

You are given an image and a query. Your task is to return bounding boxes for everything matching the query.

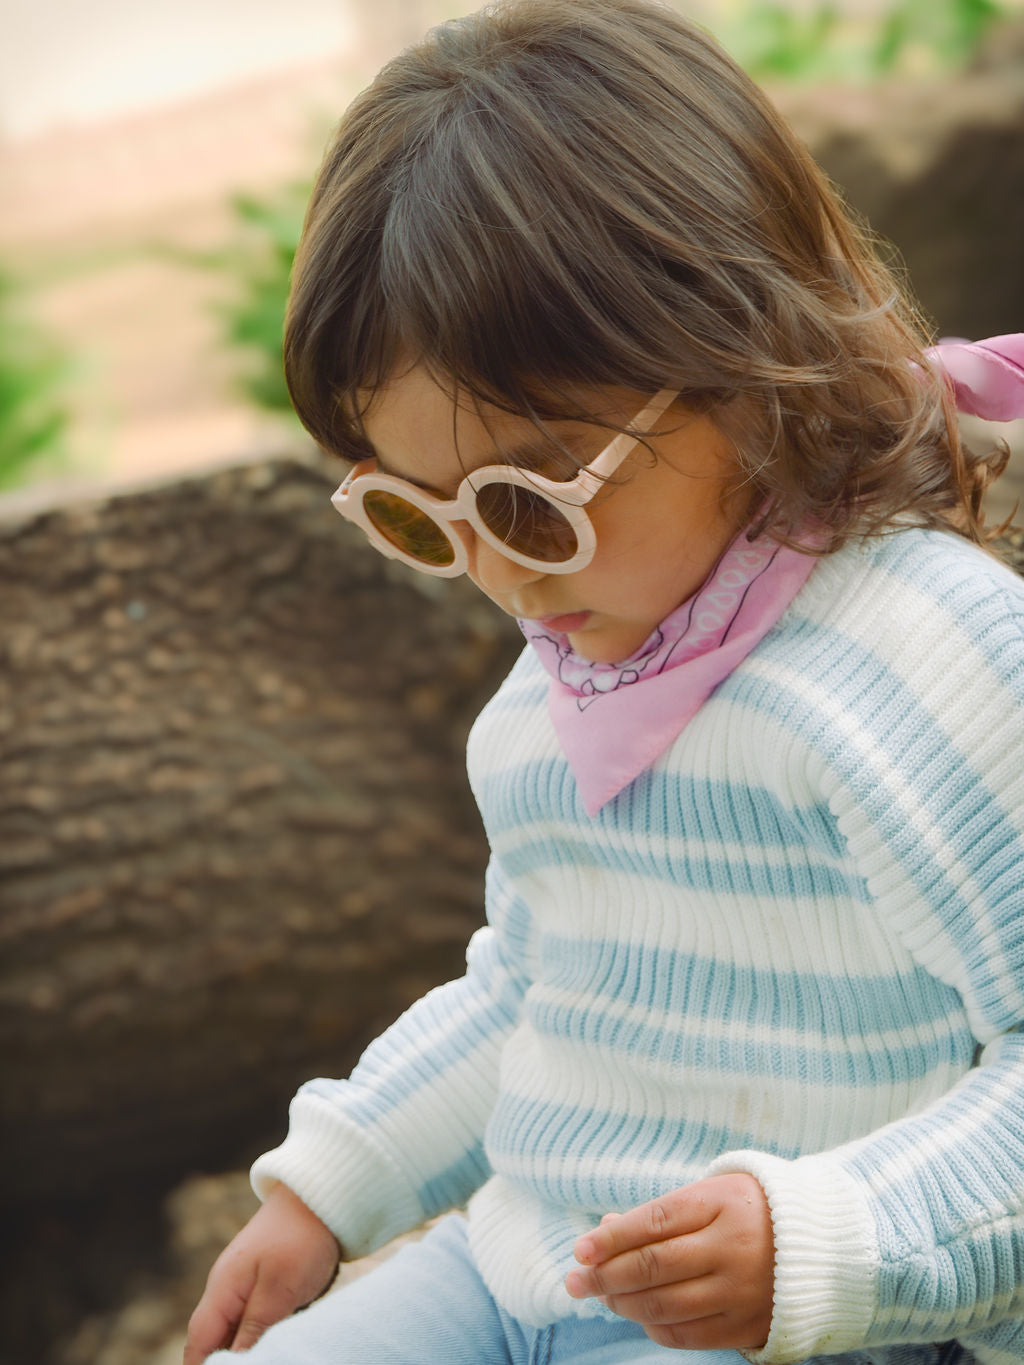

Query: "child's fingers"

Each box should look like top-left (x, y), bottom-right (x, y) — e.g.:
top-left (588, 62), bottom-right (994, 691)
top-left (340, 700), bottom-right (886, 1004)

top-left (230, 1303), bottom-right (281, 1352)
top-left (184, 1253), bottom-right (256, 1364)
top-left (183, 1296), bottom-right (238, 1365)
top-left (566, 1228), bottom-right (715, 1300)
top-left (609, 1285), bottom-right (771, 1353)
top-left (574, 1183), bottom-right (719, 1267)
top-left (591, 1273), bottom-right (725, 1328)
top-left (569, 1269), bottom-right (772, 1354)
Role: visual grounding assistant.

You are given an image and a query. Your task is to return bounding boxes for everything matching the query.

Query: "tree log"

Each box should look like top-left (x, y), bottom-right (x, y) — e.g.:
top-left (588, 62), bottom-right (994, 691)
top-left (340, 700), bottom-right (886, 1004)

top-left (0, 455), bottom-right (522, 1203)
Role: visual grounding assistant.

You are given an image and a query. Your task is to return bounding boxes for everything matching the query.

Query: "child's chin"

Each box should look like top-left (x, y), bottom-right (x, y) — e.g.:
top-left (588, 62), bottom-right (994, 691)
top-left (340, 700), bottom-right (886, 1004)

top-left (568, 629), bottom-right (638, 665)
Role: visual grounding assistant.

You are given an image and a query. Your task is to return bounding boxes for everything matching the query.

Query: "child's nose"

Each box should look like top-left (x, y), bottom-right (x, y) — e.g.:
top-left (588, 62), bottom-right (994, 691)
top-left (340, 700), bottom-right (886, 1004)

top-left (455, 521), bottom-right (545, 594)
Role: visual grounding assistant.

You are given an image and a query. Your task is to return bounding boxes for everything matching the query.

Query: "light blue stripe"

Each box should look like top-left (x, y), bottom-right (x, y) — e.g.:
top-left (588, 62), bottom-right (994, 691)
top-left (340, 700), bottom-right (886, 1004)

top-left (498, 828), bottom-right (868, 903)
top-left (868, 1223), bottom-right (1024, 1342)
top-left (483, 860), bottom-right (534, 977)
top-left (726, 625), bottom-right (1024, 1019)
top-left (480, 756), bottom-right (866, 863)
top-left (523, 1001), bottom-right (970, 1091)
top-left (532, 934), bottom-right (967, 1039)
top-left (529, 1008), bottom-right (969, 1088)
top-left (417, 1143), bottom-right (491, 1218)
top-left (848, 1032), bottom-right (1024, 1338)
top-left (961, 1318), bottom-right (1024, 1359)
top-left (847, 1036), bottom-right (1024, 1237)
top-left (870, 530), bottom-right (1024, 703)
top-left (302, 933), bottom-right (521, 1125)
top-left (484, 1093), bottom-right (801, 1210)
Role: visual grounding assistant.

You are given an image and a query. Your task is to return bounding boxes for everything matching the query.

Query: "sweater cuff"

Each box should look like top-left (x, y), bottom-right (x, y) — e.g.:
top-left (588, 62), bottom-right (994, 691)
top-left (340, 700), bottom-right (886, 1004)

top-left (708, 1149), bottom-right (878, 1364)
top-left (250, 1092), bottom-right (425, 1259)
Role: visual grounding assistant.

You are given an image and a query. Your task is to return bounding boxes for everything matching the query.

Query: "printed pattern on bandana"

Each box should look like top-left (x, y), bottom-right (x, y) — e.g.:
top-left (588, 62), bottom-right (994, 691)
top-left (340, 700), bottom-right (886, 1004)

top-left (521, 535), bottom-right (783, 709)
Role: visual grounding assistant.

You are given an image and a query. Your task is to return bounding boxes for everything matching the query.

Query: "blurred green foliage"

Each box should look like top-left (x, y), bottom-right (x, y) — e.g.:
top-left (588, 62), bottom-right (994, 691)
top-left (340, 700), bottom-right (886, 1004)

top-left (211, 0), bottom-right (1010, 419)
top-left (217, 187), bottom-right (308, 416)
top-left (0, 271), bottom-right (68, 489)
top-left (719, 0), bottom-right (1006, 82)
top-left (170, 182), bottom-right (309, 422)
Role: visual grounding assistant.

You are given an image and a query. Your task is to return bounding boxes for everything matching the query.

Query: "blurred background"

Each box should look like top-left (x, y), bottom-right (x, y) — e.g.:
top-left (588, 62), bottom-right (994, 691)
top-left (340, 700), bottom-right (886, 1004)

top-left (2, 0), bottom-right (1023, 505)
top-left (2, 3), bottom-right (1024, 1364)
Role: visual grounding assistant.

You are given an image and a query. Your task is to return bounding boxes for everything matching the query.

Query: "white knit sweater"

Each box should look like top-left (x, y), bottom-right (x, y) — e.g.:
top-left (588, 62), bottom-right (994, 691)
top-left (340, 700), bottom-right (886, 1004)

top-left (253, 528), bottom-right (1024, 1364)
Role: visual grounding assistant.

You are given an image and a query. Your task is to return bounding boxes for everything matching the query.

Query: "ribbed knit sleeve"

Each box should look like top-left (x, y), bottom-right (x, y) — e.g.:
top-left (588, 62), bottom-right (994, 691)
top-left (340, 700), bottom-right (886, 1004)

top-left (250, 857), bottom-right (530, 1257)
top-left (711, 534), bottom-right (1024, 1364)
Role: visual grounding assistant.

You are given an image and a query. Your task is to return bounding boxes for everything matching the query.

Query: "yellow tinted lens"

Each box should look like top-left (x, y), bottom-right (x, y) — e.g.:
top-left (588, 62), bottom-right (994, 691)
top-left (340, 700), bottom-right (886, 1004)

top-left (475, 483), bottom-right (579, 562)
top-left (363, 490), bottom-right (456, 567)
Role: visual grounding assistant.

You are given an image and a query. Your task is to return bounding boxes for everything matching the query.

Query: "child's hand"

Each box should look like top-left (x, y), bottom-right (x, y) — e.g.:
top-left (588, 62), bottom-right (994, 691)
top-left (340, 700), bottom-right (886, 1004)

top-left (565, 1173), bottom-right (774, 1352)
top-left (183, 1182), bottom-right (340, 1362)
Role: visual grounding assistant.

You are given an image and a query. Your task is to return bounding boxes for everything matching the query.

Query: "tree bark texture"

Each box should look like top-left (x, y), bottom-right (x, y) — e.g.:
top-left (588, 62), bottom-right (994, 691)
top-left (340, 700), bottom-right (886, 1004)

top-left (0, 456), bottom-right (522, 1203)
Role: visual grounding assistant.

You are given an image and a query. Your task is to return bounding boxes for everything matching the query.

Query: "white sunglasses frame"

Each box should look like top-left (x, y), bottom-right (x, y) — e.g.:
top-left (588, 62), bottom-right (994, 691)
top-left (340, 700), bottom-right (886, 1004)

top-left (330, 387), bottom-right (679, 577)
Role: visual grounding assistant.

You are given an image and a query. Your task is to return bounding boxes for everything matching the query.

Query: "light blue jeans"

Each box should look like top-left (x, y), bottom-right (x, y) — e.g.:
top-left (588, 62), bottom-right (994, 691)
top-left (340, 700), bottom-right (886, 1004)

top-left (203, 1213), bottom-right (719, 1363)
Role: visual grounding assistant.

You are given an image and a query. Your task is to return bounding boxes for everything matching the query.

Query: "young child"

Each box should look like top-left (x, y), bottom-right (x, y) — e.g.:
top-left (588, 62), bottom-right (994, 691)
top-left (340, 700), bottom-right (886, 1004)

top-left (185, 2), bottom-right (1024, 1361)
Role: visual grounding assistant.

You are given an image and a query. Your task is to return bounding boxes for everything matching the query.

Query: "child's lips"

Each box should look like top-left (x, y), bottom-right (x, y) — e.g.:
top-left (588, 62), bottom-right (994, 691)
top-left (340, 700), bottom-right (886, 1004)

top-left (534, 611), bottom-right (592, 633)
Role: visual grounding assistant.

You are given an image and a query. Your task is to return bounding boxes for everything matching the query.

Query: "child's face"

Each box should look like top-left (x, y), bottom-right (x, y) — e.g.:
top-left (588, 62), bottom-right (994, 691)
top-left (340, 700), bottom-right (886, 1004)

top-left (359, 364), bottom-right (749, 663)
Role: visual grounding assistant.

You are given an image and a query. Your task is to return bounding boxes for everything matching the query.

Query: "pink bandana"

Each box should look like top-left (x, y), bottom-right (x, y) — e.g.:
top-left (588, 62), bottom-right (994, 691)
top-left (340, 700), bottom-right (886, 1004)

top-left (520, 534), bottom-right (818, 814)
top-left (519, 333), bottom-right (1024, 816)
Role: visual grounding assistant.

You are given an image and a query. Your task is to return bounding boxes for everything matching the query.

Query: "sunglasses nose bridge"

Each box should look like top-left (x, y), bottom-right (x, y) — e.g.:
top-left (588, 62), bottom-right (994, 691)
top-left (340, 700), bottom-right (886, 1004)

top-left (444, 514), bottom-right (477, 552)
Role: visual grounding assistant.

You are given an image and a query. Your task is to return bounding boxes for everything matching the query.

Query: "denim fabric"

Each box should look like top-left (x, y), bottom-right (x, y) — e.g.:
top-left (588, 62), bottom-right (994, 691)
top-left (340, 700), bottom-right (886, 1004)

top-left (202, 1214), bottom-right (706, 1364)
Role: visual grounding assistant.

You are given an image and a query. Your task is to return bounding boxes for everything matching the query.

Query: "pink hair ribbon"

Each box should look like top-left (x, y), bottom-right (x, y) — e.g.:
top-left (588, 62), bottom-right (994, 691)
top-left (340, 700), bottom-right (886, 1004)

top-left (925, 334), bottom-right (1024, 422)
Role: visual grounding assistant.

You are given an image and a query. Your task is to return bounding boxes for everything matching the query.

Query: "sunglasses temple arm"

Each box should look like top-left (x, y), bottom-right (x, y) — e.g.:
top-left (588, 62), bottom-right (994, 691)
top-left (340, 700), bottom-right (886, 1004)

top-left (585, 388), bottom-right (679, 481)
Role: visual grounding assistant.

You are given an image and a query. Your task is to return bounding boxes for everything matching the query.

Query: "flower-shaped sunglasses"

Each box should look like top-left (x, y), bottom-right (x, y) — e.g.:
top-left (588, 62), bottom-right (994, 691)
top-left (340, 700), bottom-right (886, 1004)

top-left (330, 388), bottom-right (678, 577)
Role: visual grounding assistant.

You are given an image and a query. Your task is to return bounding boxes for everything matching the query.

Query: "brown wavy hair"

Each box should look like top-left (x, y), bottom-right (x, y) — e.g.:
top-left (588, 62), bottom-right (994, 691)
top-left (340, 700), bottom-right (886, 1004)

top-left (283, 0), bottom-right (1006, 550)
